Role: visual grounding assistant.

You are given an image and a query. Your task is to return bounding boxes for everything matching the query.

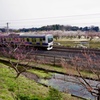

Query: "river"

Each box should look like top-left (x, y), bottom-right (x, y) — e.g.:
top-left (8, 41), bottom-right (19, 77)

top-left (39, 73), bottom-right (99, 100)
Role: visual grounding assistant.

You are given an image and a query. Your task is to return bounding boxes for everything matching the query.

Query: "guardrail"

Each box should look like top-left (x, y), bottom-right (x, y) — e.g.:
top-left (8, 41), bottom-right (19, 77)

top-left (30, 53), bottom-right (100, 71)
top-left (32, 53), bottom-right (72, 66)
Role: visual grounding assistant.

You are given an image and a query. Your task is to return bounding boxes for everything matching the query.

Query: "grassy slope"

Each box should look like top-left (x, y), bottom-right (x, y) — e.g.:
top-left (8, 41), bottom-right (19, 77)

top-left (0, 62), bottom-right (83, 100)
top-left (0, 63), bottom-right (48, 100)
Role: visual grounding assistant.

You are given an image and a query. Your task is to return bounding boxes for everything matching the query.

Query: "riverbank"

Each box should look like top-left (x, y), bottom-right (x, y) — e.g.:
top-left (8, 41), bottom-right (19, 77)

top-left (0, 62), bottom-right (84, 100)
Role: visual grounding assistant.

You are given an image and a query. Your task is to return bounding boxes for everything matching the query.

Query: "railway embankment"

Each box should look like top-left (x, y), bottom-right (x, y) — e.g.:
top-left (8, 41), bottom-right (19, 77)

top-left (0, 57), bottom-right (99, 81)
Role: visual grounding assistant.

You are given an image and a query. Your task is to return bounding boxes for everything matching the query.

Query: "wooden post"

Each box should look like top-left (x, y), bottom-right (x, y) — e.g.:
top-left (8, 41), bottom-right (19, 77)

top-left (54, 56), bottom-right (55, 66)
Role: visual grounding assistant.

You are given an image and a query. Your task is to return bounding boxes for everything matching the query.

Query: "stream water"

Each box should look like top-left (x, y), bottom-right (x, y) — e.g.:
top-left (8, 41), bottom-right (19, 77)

top-left (39, 73), bottom-right (99, 100)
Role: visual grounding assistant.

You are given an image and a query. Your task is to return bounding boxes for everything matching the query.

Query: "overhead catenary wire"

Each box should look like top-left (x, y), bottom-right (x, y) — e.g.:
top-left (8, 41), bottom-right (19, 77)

top-left (0, 13), bottom-right (100, 22)
top-left (0, 13), bottom-right (100, 28)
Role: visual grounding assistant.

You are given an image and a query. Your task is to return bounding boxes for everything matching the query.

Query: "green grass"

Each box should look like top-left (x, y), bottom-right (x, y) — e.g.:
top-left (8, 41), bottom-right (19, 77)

top-left (0, 63), bottom-right (49, 100)
top-left (54, 40), bottom-right (75, 47)
top-left (0, 62), bottom-right (83, 100)
top-left (30, 63), bottom-right (66, 73)
top-left (54, 38), bottom-right (100, 48)
top-left (89, 41), bottom-right (100, 48)
top-left (0, 56), bottom-right (66, 73)
top-left (0, 57), bottom-right (98, 80)
top-left (28, 70), bottom-right (52, 79)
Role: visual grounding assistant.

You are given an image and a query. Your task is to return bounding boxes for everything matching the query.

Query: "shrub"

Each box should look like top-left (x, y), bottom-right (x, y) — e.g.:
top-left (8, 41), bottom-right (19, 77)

top-left (17, 94), bottom-right (45, 100)
top-left (47, 87), bottom-right (62, 100)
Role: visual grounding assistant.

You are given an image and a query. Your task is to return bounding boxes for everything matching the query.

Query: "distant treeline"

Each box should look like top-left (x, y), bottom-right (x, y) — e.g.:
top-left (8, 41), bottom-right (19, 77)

top-left (0, 24), bottom-right (99, 32)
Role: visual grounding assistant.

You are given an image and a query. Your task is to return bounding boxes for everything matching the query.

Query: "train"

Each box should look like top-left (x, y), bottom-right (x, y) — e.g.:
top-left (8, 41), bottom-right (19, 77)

top-left (0, 33), bottom-right (53, 50)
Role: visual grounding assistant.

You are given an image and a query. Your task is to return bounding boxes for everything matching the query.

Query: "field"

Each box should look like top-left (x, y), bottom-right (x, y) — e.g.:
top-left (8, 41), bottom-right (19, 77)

top-left (54, 38), bottom-right (100, 49)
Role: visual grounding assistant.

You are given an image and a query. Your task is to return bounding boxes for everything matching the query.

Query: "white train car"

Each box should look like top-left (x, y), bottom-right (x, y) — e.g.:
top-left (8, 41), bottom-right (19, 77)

top-left (0, 33), bottom-right (53, 50)
top-left (19, 33), bottom-right (53, 50)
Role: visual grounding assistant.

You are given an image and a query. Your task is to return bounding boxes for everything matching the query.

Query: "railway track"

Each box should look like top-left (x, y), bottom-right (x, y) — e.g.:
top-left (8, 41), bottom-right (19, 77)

top-left (0, 45), bottom-right (100, 57)
top-left (0, 46), bottom-right (100, 70)
top-left (52, 46), bottom-right (100, 55)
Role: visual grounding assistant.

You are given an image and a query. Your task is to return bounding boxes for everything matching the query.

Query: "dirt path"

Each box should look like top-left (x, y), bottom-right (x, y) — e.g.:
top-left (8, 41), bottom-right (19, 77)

top-left (22, 71), bottom-right (39, 82)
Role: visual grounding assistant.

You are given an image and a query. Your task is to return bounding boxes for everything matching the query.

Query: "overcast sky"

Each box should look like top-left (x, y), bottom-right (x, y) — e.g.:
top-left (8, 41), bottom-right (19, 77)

top-left (0, 0), bottom-right (100, 29)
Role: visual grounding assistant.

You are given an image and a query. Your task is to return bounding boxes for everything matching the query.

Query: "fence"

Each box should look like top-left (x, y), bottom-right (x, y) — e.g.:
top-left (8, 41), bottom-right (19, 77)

top-left (31, 53), bottom-right (71, 66)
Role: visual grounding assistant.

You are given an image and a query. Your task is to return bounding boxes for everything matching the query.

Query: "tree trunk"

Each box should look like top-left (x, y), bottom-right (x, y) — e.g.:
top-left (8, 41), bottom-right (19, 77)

top-left (97, 96), bottom-right (100, 100)
top-left (15, 73), bottom-right (20, 79)
top-left (97, 89), bottom-right (100, 100)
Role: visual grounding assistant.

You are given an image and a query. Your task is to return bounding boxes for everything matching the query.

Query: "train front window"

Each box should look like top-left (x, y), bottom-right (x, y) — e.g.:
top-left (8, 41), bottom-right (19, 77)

top-left (40, 38), bottom-right (42, 41)
top-left (27, 38), bottom-right (29, 42)
top-left (48, 36), bottom-right (53, 43)
top-left (32, 38), bottom-right (36, 42)
top-left (43, 37), bottom-right (45, 41)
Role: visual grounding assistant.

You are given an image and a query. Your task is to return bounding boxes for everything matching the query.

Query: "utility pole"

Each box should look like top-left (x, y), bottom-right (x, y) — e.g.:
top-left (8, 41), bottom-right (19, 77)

top-left (6, 22), bottom-right (9, 34)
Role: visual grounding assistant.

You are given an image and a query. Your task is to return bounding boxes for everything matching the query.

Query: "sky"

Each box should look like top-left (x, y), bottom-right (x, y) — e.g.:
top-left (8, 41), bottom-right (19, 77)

top-left (0, 0), bottom-right (100, 29)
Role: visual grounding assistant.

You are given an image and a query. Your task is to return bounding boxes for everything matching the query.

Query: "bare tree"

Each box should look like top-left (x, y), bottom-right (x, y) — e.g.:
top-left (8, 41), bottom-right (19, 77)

top-left (0, 40), bottom-right (36, 78)
top-left (61, 52), bottom-right (100, 100)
